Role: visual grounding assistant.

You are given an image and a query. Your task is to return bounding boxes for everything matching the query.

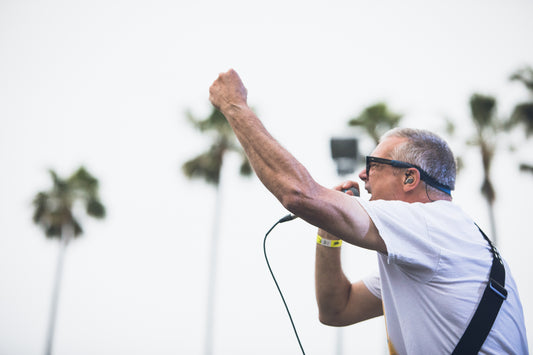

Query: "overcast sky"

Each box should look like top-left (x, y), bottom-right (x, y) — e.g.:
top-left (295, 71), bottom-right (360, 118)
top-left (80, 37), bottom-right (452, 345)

top-left (1, 0), bottom-right (532, 354)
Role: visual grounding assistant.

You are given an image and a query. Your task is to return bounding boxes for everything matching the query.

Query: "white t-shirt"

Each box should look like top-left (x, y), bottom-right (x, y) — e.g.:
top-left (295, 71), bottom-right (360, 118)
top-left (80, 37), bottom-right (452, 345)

top-left (357, 199), bottom-right (528, 355)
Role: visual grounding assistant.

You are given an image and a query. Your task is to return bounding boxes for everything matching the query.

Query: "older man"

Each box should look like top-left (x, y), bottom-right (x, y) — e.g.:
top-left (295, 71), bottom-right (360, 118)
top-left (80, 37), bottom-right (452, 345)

top-left (209, 69), bottom-right (528, 354)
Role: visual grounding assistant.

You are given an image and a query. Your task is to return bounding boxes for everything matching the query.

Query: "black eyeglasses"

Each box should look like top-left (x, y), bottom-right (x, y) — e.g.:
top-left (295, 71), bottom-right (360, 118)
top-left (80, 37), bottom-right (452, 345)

top-left (365, 156), bottom-right (452, 195)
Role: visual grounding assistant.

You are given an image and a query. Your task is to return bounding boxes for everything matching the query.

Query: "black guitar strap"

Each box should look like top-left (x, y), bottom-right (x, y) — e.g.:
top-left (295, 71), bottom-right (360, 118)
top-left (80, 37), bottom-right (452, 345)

top-left (451, 226), bottom-right (507, 355)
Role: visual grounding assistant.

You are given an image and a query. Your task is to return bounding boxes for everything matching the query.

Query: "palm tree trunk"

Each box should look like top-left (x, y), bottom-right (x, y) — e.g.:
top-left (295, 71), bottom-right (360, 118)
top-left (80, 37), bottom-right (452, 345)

top-left (204, 177), bottom-right (224, 355)
top-left (44, 224), bottom-right (72, 355)
top-left (335, 327), bottom-right (343, 355)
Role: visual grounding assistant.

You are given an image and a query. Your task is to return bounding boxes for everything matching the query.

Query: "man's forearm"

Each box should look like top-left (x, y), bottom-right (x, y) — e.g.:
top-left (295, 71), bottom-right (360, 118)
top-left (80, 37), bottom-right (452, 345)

top-left (315, 230), bottom-right (352, 324)
top-left (223, 104), bottom-right (314, 199)
top-left (211, 72), bottom-right (318, 213)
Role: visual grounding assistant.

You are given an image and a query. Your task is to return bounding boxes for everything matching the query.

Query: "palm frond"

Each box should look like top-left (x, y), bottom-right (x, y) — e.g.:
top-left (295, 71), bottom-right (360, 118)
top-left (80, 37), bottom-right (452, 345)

top-left (182, 148), bottom-right (224, 185)
top-left (239, 153), bottom-right (253, 177)
top-left (348, 102), bottom-right (402, 144)
top-left (182, 106), bottom-right (254, 185)
top-left (187, 108), bottom-right (233, 135)
top-left (519, 163), bottom-right (533, 174)
top-left (32, 166), bottom-right (106, 240)
top-left (510, 66), bottom-right (533, 92)
top-left (470, 94), bottom-right (497, 130)
top-left (87, 198), bottom-right (106, 218)
top-left (510, 103), bottom-right (533, 137)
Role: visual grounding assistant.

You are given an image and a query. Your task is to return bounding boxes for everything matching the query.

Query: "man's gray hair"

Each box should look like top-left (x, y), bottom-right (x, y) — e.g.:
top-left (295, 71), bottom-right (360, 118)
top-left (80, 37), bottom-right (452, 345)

top-left (381, 128), bottom-right (456, 191)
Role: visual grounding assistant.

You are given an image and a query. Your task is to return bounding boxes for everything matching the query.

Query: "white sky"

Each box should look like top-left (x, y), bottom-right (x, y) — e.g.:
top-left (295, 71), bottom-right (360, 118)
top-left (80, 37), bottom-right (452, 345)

top-left (1, 0), bottom-right (532, 354)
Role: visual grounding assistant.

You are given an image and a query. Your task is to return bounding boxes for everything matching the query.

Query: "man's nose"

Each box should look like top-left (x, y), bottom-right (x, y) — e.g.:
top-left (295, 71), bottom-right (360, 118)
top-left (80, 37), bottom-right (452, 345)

top-left (358, 167), bottom-right (368, 181)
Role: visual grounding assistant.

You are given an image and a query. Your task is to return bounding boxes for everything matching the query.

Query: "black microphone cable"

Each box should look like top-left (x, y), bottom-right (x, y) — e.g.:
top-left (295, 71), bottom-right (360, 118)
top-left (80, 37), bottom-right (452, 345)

top-left (262, 188), bottom-right (357, 354)
top-left (263, 213), bottom-right (305, 355)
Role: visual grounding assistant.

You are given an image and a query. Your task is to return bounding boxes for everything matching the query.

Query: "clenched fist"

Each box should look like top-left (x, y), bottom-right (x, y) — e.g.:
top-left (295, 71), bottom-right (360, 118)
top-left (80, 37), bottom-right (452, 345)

top-left (209, 69), bottom-right (248, 113)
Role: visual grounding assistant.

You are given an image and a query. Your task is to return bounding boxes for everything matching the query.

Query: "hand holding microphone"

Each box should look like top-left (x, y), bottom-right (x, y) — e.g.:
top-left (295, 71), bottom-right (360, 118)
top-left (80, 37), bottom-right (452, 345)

top-left (337, 179), bottom-right (360, 196)
top-left (342, 187), bottom-right (360, 196)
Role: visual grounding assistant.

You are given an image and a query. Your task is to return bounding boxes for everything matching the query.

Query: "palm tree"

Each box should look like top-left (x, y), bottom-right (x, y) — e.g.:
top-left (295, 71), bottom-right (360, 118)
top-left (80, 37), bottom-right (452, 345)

top-left (468, 94), bottom-right (503, 244)
top-left (348, 102), bottom-right (403, 145)
top-left (182, 107), bottom-right (252, 355)
top-left (32, 166), bottom-right (106, 355)
top-left (509, 66), bottom-right (533, 174)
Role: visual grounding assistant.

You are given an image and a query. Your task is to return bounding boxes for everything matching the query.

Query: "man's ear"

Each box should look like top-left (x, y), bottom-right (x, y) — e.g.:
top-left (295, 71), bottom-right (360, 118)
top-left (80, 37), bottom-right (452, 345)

top-left (403, 168), bottom-right (420, 192)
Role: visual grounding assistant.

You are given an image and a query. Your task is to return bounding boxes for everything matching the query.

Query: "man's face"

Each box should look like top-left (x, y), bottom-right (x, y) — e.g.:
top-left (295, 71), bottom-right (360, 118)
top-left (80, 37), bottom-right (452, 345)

top-left (358, 136), bottom-right (408, 201)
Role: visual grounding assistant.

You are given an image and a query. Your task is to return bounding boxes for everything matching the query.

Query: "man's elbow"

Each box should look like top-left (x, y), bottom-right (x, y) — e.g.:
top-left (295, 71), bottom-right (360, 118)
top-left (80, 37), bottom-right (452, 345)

top-left (318, 311), bottom-right (358, 327)
top-left (281, 192), bottom-right (304, 215)
top-left (318, 312), bottom-right (342, 327)
top-left (280, 183), bottom-right (320, 217)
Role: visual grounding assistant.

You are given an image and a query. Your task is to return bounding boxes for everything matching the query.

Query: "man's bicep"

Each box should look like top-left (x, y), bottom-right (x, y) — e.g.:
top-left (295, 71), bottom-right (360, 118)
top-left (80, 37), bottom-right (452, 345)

top-left (332, 197), bottom-right (386, 253)
top-left (296, 186), bottom-right (387, 252)
top-left (322, 192), bottom-right (387, 253)
top-left (343, 280), bottom-right (384, 325)
top-left (318, 280), bottom-right (383, 327)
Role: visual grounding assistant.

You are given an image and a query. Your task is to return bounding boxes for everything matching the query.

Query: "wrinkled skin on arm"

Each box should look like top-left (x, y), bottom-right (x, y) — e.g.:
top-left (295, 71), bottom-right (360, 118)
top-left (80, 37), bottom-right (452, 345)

top-left (209, 70), bottom-right (386, 252)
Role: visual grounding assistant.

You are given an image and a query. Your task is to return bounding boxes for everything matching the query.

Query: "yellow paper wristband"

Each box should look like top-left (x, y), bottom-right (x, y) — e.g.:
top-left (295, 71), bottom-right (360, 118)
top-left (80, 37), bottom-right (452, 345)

top-left (316, 235), bottom-right (342, 248)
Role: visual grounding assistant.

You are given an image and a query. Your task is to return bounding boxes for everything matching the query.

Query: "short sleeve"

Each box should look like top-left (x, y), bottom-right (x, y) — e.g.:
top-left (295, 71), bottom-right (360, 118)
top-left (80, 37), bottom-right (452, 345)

top-left (356, 198), bottom-right (441, 282)
top-left (362, 272), bottom-right (381, 299)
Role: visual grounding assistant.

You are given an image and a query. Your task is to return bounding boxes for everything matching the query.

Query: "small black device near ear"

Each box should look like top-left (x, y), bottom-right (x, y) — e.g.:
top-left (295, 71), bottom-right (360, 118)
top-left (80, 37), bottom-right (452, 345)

top-left (404, 176), bottom-right (415, 184)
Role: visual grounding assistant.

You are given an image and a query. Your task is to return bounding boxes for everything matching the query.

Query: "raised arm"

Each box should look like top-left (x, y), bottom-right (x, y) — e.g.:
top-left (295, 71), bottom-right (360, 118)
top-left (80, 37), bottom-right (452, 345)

top-left (209, 69), bottom-right (386, 252)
